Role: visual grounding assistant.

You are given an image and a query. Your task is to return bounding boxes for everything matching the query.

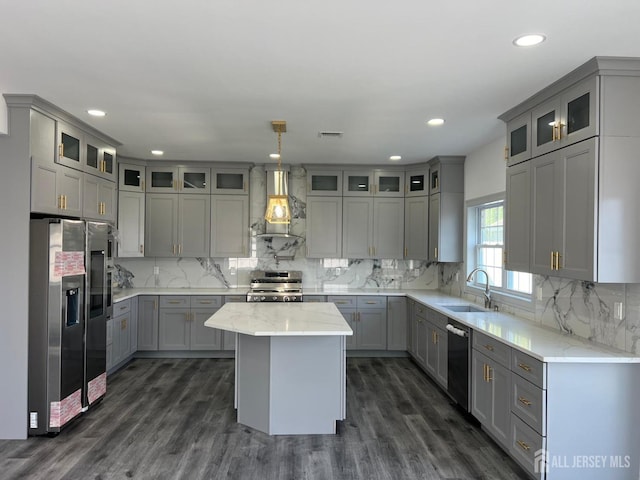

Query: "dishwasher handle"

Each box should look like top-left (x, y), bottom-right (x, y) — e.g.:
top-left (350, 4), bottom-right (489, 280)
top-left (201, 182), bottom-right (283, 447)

top-left (446, 323), bottom-right (468, 337)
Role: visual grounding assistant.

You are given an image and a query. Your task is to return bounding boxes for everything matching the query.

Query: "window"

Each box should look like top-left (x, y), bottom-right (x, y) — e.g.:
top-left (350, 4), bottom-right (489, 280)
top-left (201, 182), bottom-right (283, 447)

top-left (467, 197), bottom-right (532, 302)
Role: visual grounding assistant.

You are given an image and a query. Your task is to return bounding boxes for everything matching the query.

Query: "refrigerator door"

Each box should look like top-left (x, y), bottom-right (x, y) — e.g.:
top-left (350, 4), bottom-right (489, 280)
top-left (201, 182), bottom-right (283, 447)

top-left (85, 222), bottom-right (108, 406)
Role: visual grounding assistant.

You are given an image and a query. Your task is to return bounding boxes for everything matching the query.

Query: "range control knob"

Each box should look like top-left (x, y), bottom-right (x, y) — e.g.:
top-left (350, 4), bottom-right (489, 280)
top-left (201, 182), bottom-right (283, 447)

top-left (283, 296), bottom-right (290, 302)
top-left (272, 296), bottom-right (278, 301)
top-left (260, 296), bottom-right (266, 301)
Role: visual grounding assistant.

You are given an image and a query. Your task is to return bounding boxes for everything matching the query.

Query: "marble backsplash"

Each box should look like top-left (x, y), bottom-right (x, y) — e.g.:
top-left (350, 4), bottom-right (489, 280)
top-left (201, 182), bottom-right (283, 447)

top-left (114, 165), bottom-right (639, 355)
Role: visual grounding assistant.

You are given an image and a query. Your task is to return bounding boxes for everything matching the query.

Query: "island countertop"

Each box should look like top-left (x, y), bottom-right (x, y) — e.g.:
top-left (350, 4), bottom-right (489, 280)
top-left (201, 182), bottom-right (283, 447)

top-left (204, 302), bottom-right (354, 337)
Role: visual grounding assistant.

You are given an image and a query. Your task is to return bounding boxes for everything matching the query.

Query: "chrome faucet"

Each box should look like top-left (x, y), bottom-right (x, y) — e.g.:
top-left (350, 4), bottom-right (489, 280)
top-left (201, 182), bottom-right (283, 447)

top-left (466, 268), bottom-right (492, 309)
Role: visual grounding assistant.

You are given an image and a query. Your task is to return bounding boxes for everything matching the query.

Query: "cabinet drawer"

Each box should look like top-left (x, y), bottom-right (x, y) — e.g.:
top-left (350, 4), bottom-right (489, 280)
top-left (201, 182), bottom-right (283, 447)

top-left (113, 299), bottom-right (131, 316)
top-left (328, 296), bottom-right (357, 308)
top-left (190, 296), bottom-right (222, 308)
top-left (473, 331), bottom-right (511, 367)
top-left (509, 414), bottom-right (546, 479)
top-left (224, 295), bottom-right (246, 303)
top-left (304, 295), bottom-right (326, 303)
top-left (357, 296), bottom-right (386, 309)
top-left (511, 373), bottom-right (546, 436)
top-left (413, 301), bottom-right (428, 319)
top-left (427, 308), bottom-right (448, 330)
top-left (159, 296), bottom-right (190, 308)
top-left (511, 350), bottom-right (546, 388)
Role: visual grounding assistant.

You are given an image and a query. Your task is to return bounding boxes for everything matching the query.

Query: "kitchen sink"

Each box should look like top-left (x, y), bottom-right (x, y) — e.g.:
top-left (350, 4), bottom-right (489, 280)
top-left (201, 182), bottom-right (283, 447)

top-left (440, 304), bottom-right (486, 313)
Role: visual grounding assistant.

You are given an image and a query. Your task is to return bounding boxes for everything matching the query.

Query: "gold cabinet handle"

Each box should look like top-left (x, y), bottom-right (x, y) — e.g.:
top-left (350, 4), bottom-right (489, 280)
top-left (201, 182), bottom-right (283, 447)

top-left (518, 396), bottom-right (532, 407)
top-left (168, 300), bottom-right (182, 304)
top-left (550, 251), bottom-right (555, 270)
top-left (141, 179), bottom-right (145, 192)
top-left (486, 365), bottom-right (493, 382)
top-left (178, 244), bottom-right (182, 255)
top-left (434, 247), bottom-right (438, 259)
top-left (557, 122), bottom-right (565, 140)
top-left (365, 301), bottom-right (377, 304)
top-left (516, 440), bottom-right (531, 452)
top-left (58, 195), bottom-right (63, 209)
top-left (483, 364), bottom-right (488, 382)
top-left (552, 123), bottom-right (558, 142)
top-left (335, 301), bottom-right (348, 305)
top-left (504, 145), bottom-right (509, 160)
top-left (198, 300), bottom-right (213, 305)
top-left (484, 344), bottom-right (494, 352)
top-left (59, 144), bottom-right (64, 158)
top-left (63, 195), bottom-right (67, 210)
top-left (518, 363), bottom-right (532, 372)
top-left (404, 247), bottom-right (408, 257)
top-left (556, 252), bottom-right (562, 270)
top-left (432, 331), bottom-right (437, 344)
top-left (172, 244), bottom-right (177, 255)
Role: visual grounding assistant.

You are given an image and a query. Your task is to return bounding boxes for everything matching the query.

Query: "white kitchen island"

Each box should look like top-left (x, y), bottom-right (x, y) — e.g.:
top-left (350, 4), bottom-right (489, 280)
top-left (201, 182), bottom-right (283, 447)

top-left (204, 302), bottom-right (353, 435)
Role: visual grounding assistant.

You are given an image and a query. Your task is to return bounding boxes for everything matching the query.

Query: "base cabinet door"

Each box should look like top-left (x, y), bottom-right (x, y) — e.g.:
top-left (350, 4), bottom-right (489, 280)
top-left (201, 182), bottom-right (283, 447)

top-left (425, 324), bottom-right (447, 388)
top-left (386, 297), bottom-right (407, 351)
top-left (357, 309), bottom-right (387, 350)
top-left (415, 316), bottom-right (428, 367)
top-left (191, 309), bottom-right (222, 350)
top-left (158, 309), bottom-right (190, 350)
top-left (137, 296), bottom-right (159, 351)
top-left (472, 350), bottom-right (510, 448)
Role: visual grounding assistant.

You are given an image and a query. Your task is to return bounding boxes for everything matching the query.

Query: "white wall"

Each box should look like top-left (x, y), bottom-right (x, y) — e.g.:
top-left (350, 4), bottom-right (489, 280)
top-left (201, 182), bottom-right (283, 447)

top-left (464, 136), bottom-right (506, 200)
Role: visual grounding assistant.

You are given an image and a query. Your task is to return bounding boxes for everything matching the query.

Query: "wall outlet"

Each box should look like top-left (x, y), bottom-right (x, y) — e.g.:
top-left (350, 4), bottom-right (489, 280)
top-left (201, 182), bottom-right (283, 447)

top-left (536, 287), bottom-right (543, 301)
top-left (614, 302), bottom-right (624, 320)
top-left (153, 266), bottom-right (159, 275)
top-left (455, 272), bottom-right (459, 282)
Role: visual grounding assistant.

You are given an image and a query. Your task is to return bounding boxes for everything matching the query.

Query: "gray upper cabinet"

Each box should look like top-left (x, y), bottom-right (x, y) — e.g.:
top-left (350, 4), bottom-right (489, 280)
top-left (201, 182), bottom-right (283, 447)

top-left (531, 76), bottom-right (598, 158)
top-left (506, 112), bottom-right (531, 166)
top-left (372, 198), bottom-right (404, 258)
top-left (404, 166), bottom-right (428, 197)
top-left (117, 191), bottom-right (145, 257)
top-left (531, 138), bottom-right (596, 280)
top-left (343, 170), bottom-right (372, 197)
top-left (84, 133), bottom-right (116, 182)
top-left (211, 167), bottom-right (249, 195)
top-left (146, 166), bottom-right (210, 194)
top-left (118, 163), bottom-right (145, 192)
top-left (342, 197), bottom-right (374, 258)
top-left (306, 196), bottom-right (343, 258)
top-left (404, 196), bottom-right (428, 260)
top-left (427, 156), bottom-right (464, 263)
top-left (56, 120), bottom-right (84, 171)
top-left (179, 194), bottom-right (211, 257)
top-left (211, 194), bottom-right (249, 257)
top-left (83, 174), bottom-right (116, 222)
top-left (145, 194), bottom-right (179, 257)
top-left (146, 166), bottom-right (178, 193)
top-left (505, 161), bottom-right (531, 273)
top-left (374, 170), bottom-right (404, 197)
top-left (307, 169), bottom-right (343, 196)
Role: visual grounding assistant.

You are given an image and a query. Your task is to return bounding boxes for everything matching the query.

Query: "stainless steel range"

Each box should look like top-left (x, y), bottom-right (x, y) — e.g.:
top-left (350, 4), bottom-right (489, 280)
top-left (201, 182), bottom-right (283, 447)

top-left (247, 270), bottom-right (303, 302)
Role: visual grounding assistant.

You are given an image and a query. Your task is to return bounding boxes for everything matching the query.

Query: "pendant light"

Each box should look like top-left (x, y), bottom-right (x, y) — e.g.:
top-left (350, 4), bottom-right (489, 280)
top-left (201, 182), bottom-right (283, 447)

top-left (264, 120), bottom-right (291, 224)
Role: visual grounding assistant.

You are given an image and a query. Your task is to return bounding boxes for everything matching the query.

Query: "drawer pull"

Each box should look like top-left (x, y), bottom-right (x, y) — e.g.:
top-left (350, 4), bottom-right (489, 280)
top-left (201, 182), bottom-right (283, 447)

top-left (365, 301), bottom-right (377, 304)
top-left (518, 396), bottom-right (532, 407)
top-left (198, 301), bottom-right (213, 304)
top-left (518, 363), bottom-right (532, 372)
top-left (335, 301), bottom-right (348, 305)
top-left (120, 305), bottom-right (127, 310)
top-left (484, 344), bottom-right (494, 352)
top-left (168, 301), bottom-right (182, 304)
top-left (516, 440), bottom-right (531, 452)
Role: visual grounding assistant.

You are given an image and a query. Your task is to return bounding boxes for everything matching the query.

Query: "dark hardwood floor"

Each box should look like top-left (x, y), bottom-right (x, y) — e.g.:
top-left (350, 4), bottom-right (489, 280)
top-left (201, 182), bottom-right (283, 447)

top-left (0, 357), bottom-right (528, 479)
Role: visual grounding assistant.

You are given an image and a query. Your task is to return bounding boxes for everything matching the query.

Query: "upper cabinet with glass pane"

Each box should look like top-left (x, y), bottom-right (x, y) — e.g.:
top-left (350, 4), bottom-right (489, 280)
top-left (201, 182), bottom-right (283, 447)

top-left (119, 163), bottom-right (146, 192)
top-left (374, 170), bottom-right (404, 197)
top-left (307, 169), bottom-right (342, 196)
top-left (211, 167), bottom-right (248, 195)
top-left (404, 167), bottom-right (429, 197)
top-left (145, 166), bottom-right (211, 194)
top-left (343, 169), bottom-right (404, 197)
top-left (56, 121), bottom-right (118, 181)
top-left (506, 112), bottom-right (532, 166)
top-left (531, 76), bottom-right (598, 158)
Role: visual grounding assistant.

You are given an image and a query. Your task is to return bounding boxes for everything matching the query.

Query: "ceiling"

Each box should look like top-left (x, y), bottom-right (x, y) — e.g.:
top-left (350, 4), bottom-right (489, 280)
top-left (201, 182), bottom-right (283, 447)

top-left (2, 0), bottom-right (640, 166)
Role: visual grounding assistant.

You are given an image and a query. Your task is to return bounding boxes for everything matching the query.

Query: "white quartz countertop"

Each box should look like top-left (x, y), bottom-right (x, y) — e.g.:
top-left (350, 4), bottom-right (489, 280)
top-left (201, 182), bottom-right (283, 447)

top-left (113, 287), bottom-right (640, 363)
top-left (204, 302), bottom-right (354, 336)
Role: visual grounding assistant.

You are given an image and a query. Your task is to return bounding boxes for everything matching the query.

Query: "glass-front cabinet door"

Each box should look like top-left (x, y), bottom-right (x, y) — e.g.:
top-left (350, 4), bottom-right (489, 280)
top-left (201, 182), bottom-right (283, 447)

top-left (374, 170), bottom-right (404, 197)
top-left (118, 163), bottom-right (145, 192)
top-left (404, 167), bottom-right (428, 197)
top-left (532, 76), bottom-right (598, 157)
top-left (56, 121), bottom-right (84, 171)
top-left (307, 170), bottom-right (342, 196)
top-left (343, 170), bottom-right (372, 196)
top-left (429, 163), bottom-right (441, 195)
top-left (85, 134), bottom-right (117, 181)
top-left (211, 167), bottom-right (248, 194)
top-left (146, 166), bottom-right (178, 192)
top-left (506, 112), bottom-right (531, 166)
top-left (102, 147), bottom-right (116, 181)
top-left (180, 166), bottom-right (210, 194)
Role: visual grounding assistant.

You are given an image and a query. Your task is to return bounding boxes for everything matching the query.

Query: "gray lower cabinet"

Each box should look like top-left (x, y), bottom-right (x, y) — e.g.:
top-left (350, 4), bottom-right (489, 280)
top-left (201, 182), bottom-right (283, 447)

top-left (424, 310), bottom-right (448, 388)
top-left (404, 195), bottom-right (428, 260)
top-left (471, 349), bottom-right (510, 448)
top-left (211, 195), bottom-right (249, 257)
top-left (158, 296), bottom-right (222, 351)
top-left (117, 191), bottom-right (145, 257)
top-left (306, 196), bottom-right (343, 258)
top-left (411, 302), bottom-right (428, 366)
top-left (329, 296), bottom-right (387, 350)
top-left (137, 295), bottom-right (159, 351)
top-left (386, 297), bottom-right (407, 350)
top-left (108, 298), bottom-right (135, 372)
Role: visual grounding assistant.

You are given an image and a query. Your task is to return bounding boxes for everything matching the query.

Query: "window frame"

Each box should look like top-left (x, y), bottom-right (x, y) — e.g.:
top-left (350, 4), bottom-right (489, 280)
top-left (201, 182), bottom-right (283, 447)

top-left (465, 193), bottom-right (533, 310)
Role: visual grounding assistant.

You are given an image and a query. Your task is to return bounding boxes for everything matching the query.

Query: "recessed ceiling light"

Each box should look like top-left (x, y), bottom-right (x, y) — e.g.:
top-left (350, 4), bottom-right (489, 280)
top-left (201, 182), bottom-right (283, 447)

top-left (389, 155), bottom-right (402, 161)
top-left (269, 153), bottom-right (281, 159)
top-left (151, 150), bottom-right (164, 156)
top-left (87, 109), bottom-right (106, 117)
top-left (427, 118), bottom-right (445, 126)
top-left (513, 34), bottom-right (546, 47)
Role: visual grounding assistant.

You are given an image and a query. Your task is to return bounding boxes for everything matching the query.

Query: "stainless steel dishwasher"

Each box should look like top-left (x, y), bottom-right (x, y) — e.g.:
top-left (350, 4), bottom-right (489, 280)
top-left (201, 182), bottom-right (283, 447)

top-left (446, 320), bottom-right (471, 411)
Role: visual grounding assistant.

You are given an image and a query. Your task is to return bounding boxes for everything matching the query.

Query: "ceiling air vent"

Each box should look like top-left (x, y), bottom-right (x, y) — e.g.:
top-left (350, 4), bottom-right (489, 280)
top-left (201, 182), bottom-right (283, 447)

top-left (318, 131), bottom-right (344, 138)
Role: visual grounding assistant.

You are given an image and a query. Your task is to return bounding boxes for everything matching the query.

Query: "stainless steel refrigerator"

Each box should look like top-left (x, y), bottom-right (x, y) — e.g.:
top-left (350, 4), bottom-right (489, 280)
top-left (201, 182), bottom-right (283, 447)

top-left (29, 218), bottom-right (87, 435)
top-left (28, 219), bottom-right (110, 435)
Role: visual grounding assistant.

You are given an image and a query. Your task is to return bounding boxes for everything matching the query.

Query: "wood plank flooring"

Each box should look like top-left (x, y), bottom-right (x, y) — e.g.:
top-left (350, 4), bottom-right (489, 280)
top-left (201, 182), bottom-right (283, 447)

top-left (0, 358), bottom-right (529, 479)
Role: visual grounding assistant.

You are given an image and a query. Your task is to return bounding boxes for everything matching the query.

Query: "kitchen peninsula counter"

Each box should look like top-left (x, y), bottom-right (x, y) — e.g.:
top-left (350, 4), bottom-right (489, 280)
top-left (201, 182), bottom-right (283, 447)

top-left (205, 302), bottom-right (352, 435)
